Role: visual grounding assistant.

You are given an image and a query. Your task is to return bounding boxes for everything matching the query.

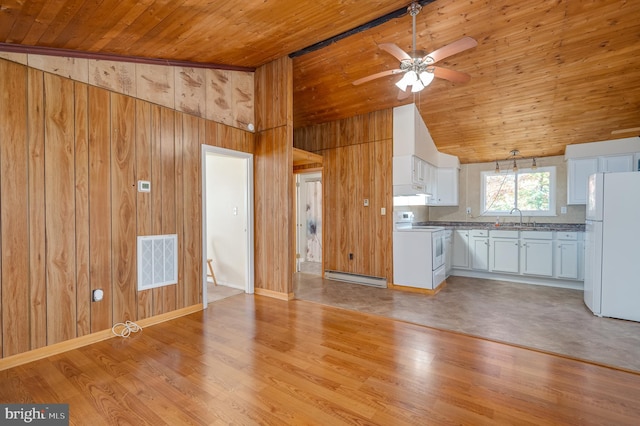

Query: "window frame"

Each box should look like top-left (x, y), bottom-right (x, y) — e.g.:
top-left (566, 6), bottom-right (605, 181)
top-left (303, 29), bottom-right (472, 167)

top-left (480, 166), bottom-right (557, 216)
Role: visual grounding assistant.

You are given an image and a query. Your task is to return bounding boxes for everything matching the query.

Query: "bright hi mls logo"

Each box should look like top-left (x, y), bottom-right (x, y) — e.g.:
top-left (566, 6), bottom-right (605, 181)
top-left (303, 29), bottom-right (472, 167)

top-left (1, 404), bottom-right (68, 425)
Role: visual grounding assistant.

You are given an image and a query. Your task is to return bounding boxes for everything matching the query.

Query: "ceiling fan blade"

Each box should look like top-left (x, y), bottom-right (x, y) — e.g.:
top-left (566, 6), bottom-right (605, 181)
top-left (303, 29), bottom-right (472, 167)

top-left (423, 36), bottom-right (477, 64)
top-left (432, 66), bottom-right (472, 83)
top-left (352, 69), bottom-right (400, 86)
top-left (379, 43), bottom-right (411, 62)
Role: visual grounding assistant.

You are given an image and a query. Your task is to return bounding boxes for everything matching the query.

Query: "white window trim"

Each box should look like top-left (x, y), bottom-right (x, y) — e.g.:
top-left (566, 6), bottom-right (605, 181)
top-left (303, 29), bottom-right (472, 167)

top-left (480, 166), bottom-right (557, 217)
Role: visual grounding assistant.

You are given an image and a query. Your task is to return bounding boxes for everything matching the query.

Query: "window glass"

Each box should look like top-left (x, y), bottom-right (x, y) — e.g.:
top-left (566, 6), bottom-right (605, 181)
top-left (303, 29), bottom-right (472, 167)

top-left (481, 167), bottom-right (555, 216)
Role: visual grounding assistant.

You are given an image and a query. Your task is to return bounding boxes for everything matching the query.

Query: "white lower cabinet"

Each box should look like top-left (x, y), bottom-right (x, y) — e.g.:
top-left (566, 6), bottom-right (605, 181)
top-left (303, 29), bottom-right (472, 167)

top-left (521, 231), bottom-right (554, 277)
top-left (469, 230), bottom-right (489, 271)
top-left (555, 232), bottom-right (582, 279)
top-left (450, 228), bottom-right (584, 284)
top-left (489, 231), bottom-right (520, 273)
top-left (451, 230), bottom-right (470, 269)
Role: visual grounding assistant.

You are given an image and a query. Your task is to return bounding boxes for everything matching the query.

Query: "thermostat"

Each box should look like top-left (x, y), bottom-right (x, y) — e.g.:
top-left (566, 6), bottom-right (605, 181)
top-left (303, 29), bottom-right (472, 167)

top-left (137, 180), bottom-right (151, 192)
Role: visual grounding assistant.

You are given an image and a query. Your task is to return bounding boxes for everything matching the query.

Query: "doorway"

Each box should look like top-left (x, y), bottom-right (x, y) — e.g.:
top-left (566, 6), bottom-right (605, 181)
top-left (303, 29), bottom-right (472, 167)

top-left (296, 172), bottom-right (322, 275)
top-left (201, 145), bottom-right (254, 308)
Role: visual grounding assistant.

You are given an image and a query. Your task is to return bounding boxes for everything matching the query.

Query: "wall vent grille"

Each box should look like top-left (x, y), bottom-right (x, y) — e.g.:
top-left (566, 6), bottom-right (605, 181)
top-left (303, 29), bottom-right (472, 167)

top-left (137, 234), bottom-right (178, 291)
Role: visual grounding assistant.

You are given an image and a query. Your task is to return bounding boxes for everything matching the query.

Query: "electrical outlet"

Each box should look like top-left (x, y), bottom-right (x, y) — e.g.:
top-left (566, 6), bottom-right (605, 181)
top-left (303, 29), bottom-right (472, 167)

top-left (466, 207), bottom-right (472, 214)
top-left (561, 206), bottom-right (567, 214)
top-left (363, 199), bottom-right (369, 207)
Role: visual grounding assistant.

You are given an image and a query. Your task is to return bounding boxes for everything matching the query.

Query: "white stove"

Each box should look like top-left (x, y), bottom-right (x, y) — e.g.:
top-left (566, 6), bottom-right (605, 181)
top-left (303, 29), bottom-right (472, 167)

top-left (393, 212), bottom-right (446, 290)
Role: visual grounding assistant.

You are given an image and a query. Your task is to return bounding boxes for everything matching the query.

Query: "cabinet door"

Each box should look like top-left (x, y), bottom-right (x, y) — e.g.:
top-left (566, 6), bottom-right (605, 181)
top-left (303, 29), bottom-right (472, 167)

top-left (445, 232), bottom-right (453, 276)
top-left (470, 237), bottom-right (489, 271)
top-left (599, 154), bottom-right (633, 173)
top-left (555, 240), bottom-right (579, 279)
top-left (521, 239), bottom-right (554, 276)
top-left (567, 158), bottom-right (598, 205)
top-left (490, 238), bottom-right (520, 273)
top-left (434, 168), bottom-right (459, 206)
top-left (452, 230), bottom-right (470, 269)
top-left (424, 161), bottom-right (436, 195)
top-left (411, 156), bottom-right (425, 184)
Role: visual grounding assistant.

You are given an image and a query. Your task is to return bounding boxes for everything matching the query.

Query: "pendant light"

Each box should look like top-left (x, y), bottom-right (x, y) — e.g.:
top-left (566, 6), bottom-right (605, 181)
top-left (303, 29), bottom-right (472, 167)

top-left (494, 149), bottom-right (539, 173)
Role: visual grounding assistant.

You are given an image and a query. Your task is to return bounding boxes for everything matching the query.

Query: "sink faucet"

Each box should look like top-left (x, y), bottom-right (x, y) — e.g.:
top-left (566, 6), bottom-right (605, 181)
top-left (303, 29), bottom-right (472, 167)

top-left (510, 207), bottom-right (523, 226)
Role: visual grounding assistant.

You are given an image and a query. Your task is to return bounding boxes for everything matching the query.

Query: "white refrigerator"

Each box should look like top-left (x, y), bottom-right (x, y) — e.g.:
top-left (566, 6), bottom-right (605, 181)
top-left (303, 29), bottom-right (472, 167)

top-left (584, 171), bottom-right (640, 322)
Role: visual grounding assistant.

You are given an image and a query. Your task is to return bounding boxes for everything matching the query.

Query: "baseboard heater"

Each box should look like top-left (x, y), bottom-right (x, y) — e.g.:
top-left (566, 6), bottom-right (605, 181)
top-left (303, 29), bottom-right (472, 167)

top-left (324, 270), bottom-right (387, 288)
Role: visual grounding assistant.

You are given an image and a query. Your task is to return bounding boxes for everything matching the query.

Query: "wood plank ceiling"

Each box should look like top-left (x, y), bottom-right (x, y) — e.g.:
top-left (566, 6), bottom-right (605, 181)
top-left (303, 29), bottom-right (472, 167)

top-left (2, 0), bottom-right (639, 164)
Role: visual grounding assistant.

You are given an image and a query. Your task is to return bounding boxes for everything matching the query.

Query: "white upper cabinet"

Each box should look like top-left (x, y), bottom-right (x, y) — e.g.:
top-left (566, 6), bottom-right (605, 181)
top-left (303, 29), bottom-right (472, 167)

top-left (567, 158), bottom-right (598, 205)
top-left (429, 167), bottom-right (459, 206)
top-left (567, 154), bottom-right (636, 204)
top-left (599, 154), bottom-right (634, 173)
top-left (392, 104), bottom-right (460, 200)
top-left (565, 137), bottom-right (640, 205)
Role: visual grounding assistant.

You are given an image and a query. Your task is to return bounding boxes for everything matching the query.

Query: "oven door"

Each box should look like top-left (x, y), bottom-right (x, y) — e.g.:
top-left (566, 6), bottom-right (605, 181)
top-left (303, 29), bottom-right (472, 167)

top-left (432, 231), bottom-right (445, 269)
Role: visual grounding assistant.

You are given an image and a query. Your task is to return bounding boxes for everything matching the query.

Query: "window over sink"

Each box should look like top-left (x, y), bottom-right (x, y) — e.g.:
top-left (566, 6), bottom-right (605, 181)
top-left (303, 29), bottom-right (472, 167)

top-left (481, 166), bottom-right (556, 216)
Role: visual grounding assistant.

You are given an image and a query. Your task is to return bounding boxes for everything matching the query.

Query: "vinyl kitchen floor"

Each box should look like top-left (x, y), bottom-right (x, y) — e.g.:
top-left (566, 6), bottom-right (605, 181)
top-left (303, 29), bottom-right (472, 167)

top-left (294, 273), bottom-right (640, 373)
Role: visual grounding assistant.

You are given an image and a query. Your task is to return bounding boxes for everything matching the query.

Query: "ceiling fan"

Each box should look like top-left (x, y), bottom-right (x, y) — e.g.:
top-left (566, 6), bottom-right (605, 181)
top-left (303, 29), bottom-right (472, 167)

top-left (353, 1), bottom-right (477, 99)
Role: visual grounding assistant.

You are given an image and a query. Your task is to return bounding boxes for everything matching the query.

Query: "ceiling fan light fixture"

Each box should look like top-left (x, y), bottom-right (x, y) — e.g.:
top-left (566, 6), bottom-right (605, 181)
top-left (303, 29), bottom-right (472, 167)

top-left (405, 70), bottom-right (418, 85)
top-left (395, 78), bottom-right (409, 91)
top-left (411, 79), bottom-right (425, 92)
top-left (419, 70), bottom-right (434, 86)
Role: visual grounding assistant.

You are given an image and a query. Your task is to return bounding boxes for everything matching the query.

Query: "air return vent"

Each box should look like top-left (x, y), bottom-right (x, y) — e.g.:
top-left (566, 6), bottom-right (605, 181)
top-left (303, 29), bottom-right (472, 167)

top-left (137, 234), bottom-right (178, 291)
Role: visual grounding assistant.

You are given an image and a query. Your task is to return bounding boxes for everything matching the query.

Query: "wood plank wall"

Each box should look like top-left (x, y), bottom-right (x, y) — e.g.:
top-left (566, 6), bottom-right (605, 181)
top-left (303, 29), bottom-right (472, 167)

top-left (294, 110), bottom-right (394, 282)
top-left (0, 58), bottom-right (254, 359)
top-left (254, 57), bottom-right (295, 297)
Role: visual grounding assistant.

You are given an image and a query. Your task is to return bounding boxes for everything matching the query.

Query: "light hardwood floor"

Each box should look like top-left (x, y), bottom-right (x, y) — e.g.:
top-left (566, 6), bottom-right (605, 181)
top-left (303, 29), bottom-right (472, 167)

top-left (294, 274), bottom-right (640, 373)
top-left (2, 295), bottom-right (640, 425)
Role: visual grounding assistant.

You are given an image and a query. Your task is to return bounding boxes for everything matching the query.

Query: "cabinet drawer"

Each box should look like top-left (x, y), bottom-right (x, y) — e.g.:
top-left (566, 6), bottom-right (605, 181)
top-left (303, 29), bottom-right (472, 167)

top-left (556, 231), bottom-right (578, 240)
top-left (490, 230), bottom-right (519, 238)
top-left (520, 231), bottom-right (553, 240)
top-left (470, 229), bottom-right (489, 237)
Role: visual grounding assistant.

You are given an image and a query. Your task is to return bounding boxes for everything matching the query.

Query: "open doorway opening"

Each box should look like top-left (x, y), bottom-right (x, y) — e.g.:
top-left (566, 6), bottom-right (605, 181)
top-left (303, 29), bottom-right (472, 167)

top-left (296, 172), bottom-right (322, 275)
top-left (201, 145), bottom-right (254, 308)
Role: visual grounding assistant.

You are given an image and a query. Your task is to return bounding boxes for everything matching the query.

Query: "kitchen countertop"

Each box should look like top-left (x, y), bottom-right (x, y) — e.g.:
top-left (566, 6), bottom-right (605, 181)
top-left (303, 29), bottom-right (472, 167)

top-left (414, 221), bottom-right (585, 232)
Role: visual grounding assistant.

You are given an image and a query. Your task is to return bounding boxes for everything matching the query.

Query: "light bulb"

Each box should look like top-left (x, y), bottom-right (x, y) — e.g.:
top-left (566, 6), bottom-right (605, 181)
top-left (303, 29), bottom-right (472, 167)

top-left (512, 159), bottom-right (518, 172)
top-left (494, 161), bottom-right (500, 174)
top-left (419, 71), bottom-right (434, 86)
top-left (531, 158), bottom-right (537, 170)
top-left (411, 79), bottom-right (425, 92)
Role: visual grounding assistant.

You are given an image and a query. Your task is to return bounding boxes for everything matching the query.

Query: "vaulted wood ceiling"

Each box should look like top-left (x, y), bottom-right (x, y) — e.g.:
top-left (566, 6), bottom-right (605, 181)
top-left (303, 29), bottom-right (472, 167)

top-left (2, 0), bottom-right (639, 163)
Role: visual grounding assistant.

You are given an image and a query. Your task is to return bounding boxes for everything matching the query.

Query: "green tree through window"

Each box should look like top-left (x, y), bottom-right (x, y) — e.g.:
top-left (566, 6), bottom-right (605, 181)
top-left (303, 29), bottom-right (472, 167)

top-left (482, 167), bottom-right (555, 215)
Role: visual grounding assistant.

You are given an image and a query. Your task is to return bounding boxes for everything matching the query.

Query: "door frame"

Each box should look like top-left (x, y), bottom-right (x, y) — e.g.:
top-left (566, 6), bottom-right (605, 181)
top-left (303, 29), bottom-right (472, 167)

top-left (201, 145), bottom-right (255, 309)
top-left (295, 170), bottom-right (323, 273)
